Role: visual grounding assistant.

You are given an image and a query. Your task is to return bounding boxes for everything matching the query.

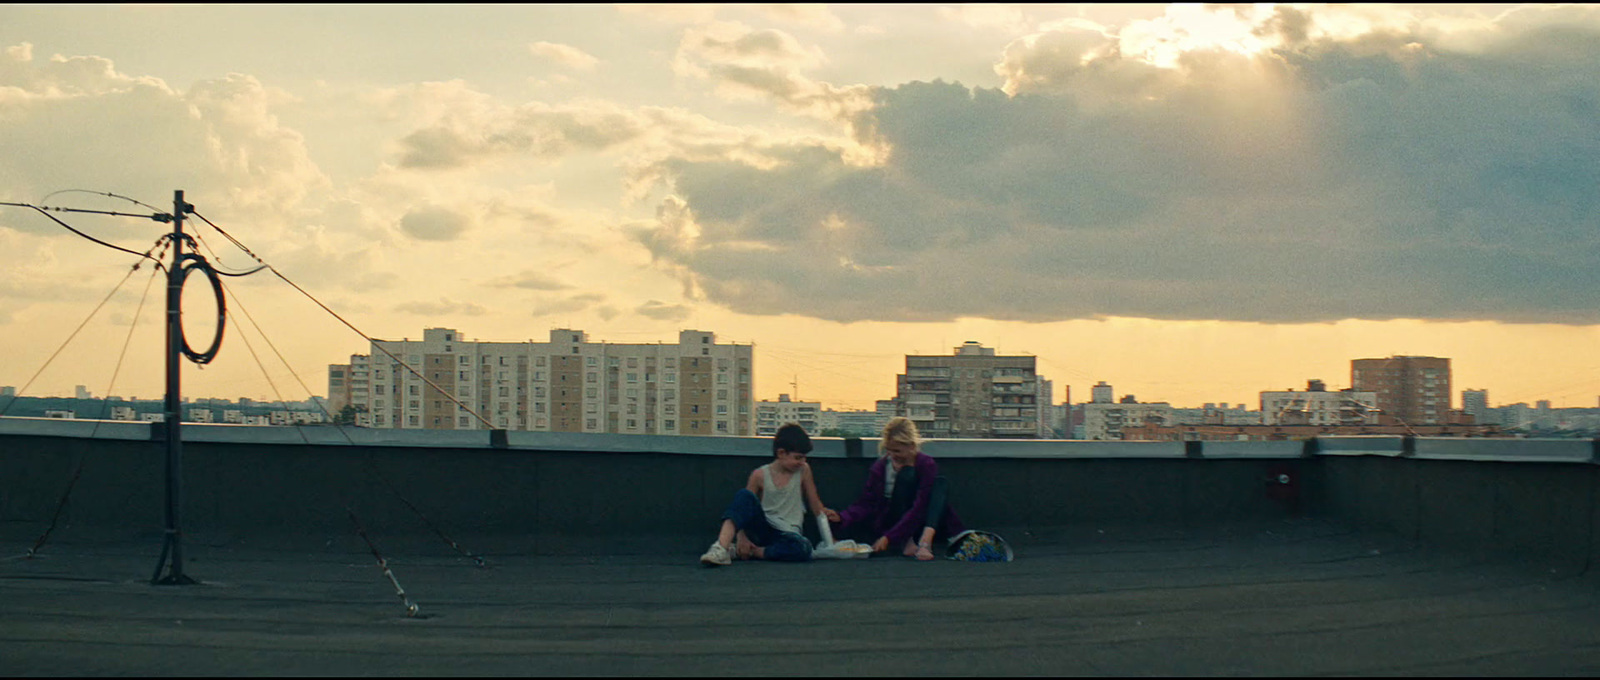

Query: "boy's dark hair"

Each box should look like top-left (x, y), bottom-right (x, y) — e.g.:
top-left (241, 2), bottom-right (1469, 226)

top-left (773, 423), bottom-right (813, 455)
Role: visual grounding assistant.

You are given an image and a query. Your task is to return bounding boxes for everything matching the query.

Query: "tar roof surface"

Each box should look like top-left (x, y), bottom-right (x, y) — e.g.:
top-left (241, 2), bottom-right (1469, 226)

top-left (5, 517), bottom-right (1600, 676)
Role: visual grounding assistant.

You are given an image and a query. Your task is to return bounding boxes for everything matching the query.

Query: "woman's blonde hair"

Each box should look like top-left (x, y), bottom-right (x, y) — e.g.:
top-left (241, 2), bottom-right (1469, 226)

top-left (878, 416), bottom-right (920, 456)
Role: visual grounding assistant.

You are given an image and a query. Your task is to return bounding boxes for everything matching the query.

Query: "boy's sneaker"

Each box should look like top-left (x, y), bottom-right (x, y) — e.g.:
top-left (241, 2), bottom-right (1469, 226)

top-left (700, 541), bottom-right (732, 567)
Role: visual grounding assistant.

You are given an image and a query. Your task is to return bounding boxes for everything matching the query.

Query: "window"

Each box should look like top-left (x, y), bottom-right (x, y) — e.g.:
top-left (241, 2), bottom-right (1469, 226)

top-left (587, 373), bottom-right (597, 383)
top-left (665, 419), bottom-right (675, 429)
top-left (586, 418), bottom-right (597, 429)
top-left (586, 388), bottom-right (597, 398)
top-left (666, 373), bottom-right (676, 383)
top-left (586, 357), bottom-right (597, 367)
top-left (627, 357), bottom-right (638, 368)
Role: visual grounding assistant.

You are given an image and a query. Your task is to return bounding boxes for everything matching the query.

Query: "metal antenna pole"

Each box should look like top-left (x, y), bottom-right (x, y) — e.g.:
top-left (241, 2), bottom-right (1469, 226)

top-left (154, 189), bottom-right (197, 586)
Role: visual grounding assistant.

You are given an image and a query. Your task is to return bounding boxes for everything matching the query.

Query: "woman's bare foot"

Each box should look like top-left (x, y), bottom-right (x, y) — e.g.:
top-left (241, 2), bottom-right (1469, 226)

top-left (903, 538), bottom-right (920, 557)
top-left (915, 541), bottom-right (935, 561)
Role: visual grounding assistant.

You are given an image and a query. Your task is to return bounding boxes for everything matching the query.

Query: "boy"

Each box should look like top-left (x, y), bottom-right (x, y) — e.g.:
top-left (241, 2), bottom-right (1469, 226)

top-left (700, 423), bottom-right (839, 566)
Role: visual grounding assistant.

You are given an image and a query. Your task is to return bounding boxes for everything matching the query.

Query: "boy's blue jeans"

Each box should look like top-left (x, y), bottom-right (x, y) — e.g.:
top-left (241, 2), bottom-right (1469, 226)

top-left (721, 489), bottom-right (813, 562)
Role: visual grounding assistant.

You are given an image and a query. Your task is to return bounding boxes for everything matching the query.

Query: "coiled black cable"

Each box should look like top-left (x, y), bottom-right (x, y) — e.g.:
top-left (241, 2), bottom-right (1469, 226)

top-left (176, 252), bottom-right (225, 364)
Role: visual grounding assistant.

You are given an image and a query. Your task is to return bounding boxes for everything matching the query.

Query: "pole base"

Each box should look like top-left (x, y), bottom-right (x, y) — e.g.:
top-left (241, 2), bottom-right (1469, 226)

top-left (153, 573), bottom-right (200, 586)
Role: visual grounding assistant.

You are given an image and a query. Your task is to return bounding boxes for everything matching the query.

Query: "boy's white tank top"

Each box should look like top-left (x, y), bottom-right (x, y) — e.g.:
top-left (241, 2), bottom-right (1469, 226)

top-left (760, 463), bottom-right (804, 534)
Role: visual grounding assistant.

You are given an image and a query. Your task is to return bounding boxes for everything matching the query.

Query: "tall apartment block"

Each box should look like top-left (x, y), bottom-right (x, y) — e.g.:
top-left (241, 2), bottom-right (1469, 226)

top-left (756, 394), bottom-right (821, 435)
top-left (1259, 380), bottom-right (1378, 426)
top-left (331, 327), bottom-right (753, 436)
top-left (1461, 389), bottom-right (1489, 425)
top-left (896, 341), bottom-right (1046, 439)
top-left (1350, 356), bottom-right (1452, 426)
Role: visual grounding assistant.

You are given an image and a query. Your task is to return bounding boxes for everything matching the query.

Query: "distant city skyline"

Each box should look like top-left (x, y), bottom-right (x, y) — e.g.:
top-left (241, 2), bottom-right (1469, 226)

top-left (4, 5), bottom-right (1600, 412)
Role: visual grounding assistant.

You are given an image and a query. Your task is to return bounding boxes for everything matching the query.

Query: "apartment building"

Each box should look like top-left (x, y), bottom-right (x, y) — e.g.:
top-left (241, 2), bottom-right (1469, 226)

top-left (1351, 356), bottom-right (1452, 426)
top-left (818, 409), bottom-right (892, 437)
top-left (1462, 389), bottom-right (1489, 425)
top-left (756, 394), bottom-right (821, 435)
top-left (1260, 380), bottom-right (1378, 426)
top-left (339, 327), bottom-right (753, 436)
top-left (896, 341), bottom-right (1046, 439)
top-left (1082, 397), bottom-right (1175, 440)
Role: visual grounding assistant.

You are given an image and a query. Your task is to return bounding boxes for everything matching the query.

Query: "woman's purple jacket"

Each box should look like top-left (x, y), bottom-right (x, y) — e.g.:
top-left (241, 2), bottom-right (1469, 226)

top-left (834, 452), bottom-right (964, 547)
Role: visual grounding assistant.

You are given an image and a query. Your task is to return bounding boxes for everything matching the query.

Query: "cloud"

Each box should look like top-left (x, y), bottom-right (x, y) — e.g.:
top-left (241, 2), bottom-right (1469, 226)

top-left (393, 297), bottom-right (488, 316)
top-left (633, 5), bottom-right (1600, 325)
top-left (530, 292), bottom-right (607, 318)
top-left (0, 45), bottom-right (329, 240)
top-left (673, 21), bottom-right (873, 122)
top-left (635, 299), bottom-right (691, 321)
top-left (394, 100), bottom-right (650, 169)
top-left (397, 205), bottom-right (473, 241)
top-left (487, 270), bottom-right (570, 291)
top-left (529, 42), bottom-right (601, 71)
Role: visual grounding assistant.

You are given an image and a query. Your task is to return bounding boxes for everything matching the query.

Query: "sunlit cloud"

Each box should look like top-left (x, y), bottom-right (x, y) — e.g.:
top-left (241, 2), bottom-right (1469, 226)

top-left (528, 41), bottom-right (601, 71)
top-left (638, 4), bottom-right (1600, 325)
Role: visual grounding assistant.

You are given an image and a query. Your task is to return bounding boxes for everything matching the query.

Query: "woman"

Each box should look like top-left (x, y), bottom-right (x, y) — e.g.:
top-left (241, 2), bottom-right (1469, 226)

top-left (832, 417), bottom-right (964, 560)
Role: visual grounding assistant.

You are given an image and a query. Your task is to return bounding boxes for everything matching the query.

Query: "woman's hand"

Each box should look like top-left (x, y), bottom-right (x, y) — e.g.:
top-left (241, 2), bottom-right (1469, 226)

top-left (823, 508), bottom-right (840, 523)
top-left (872, 536), bottom-right (890, 553)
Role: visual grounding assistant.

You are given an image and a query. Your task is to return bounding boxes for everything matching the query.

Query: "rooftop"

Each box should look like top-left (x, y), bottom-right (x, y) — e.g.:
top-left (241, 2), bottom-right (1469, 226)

top-left (4, 418), bottom-right (1600, 675)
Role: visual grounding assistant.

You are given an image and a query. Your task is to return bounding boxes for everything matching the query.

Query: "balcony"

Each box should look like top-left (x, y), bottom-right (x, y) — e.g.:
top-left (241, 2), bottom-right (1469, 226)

top-left (2, 418), bottom-right (1599, 675)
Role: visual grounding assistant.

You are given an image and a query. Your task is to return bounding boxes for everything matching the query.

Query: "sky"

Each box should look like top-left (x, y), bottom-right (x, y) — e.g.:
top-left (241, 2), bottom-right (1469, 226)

top-left (3, 3), bottom-right (1600, 411)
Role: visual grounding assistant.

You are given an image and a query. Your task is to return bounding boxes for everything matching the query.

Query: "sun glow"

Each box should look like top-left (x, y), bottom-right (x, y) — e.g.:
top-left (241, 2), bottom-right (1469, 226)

top-left (1119, 4), bottom-right (1283, 69)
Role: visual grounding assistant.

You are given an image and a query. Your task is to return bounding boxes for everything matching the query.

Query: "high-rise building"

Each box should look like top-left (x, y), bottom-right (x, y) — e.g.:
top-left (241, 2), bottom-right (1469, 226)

top-left (342, 327), bottom-right (753, 435)
top-left (1260, 380), bottom-right (1378, 426)
top-left (1091, 381), bottom-right (1114, 404)
top-left (1462, 389), bottom-right (1489, 425)
top-left (896, 341), bottom-right (1046, 438)
top-left (756, 394), bottom-right (821, 436)
top-left (1351, 356), bottom-right (1452, 426)
top-left (326, 354), bottom-right (370, 425)
top-left (1083, 396), bottom-right (1175, 440)
top-left (818, 409), bottom-right (890, 437)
